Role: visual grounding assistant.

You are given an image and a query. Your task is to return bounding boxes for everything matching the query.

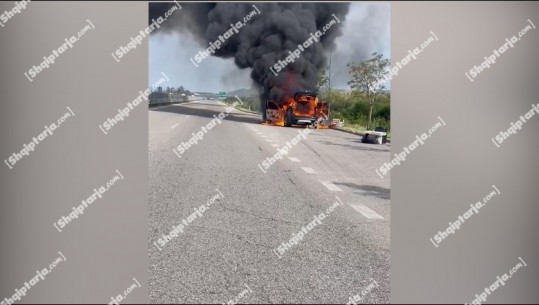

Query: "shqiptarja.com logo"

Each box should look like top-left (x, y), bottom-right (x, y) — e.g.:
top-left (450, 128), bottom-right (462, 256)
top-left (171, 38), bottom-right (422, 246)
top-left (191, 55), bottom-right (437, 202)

top-left (0, 1), bottom-right (31, 28)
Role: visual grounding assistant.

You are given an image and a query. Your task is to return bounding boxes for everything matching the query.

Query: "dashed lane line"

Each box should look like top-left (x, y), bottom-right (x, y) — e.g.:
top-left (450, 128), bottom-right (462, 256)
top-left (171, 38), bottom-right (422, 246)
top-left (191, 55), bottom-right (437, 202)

top-left (320, 181), bottom-right (343, 192)
top-left (349, 203), bottom-right (384, 220)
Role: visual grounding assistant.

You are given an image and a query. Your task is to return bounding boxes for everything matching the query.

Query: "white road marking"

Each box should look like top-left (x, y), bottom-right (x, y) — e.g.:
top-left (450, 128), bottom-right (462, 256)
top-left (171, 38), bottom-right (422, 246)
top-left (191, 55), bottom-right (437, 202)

top-left (149, 105), bottom-right (171, 110)
top-left (349, 203), bottom-right (384, 220)
top-left (171, 123), bottom-right (179, 129)
top-left (288, 157), bottom-right (300, 162)
top-left (265, 139), bottom-right (274, 142)
top-left (301, 167), bottom-right (316, 174)
top-left (271, 144), bottom-right (279, 147)
top-left (321, 181), bottom-right (343, 192)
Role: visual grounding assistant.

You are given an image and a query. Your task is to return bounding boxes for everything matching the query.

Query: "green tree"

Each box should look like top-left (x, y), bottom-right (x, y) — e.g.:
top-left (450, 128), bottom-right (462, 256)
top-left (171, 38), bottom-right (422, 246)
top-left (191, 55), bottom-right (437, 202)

top-left (317, 64), bottom-right (329, 93)
top-left (347, 52), bottom-right (390, 130)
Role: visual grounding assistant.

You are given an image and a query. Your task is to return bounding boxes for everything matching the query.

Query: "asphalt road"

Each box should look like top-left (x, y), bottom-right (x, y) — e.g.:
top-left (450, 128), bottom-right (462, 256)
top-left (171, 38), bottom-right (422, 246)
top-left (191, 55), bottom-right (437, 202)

top-left (149, 99), bottom-right (391, 304)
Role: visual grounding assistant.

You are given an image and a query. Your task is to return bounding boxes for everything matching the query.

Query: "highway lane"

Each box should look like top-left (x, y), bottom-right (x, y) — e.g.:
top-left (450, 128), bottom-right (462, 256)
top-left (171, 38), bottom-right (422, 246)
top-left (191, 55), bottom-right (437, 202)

top-left (148, 99), bottom-right (391, 304)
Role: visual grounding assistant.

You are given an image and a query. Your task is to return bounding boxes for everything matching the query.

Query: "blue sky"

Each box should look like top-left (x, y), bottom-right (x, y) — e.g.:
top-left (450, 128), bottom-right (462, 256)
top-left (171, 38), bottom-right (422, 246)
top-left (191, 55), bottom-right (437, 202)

top-left (149, 2), bottom-right (390, 93)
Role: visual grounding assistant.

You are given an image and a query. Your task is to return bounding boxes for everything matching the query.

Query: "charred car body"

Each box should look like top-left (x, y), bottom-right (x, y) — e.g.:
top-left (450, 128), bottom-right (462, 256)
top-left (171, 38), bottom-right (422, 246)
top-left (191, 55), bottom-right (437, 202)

top-left (264, 91), bottom-right (329, 127)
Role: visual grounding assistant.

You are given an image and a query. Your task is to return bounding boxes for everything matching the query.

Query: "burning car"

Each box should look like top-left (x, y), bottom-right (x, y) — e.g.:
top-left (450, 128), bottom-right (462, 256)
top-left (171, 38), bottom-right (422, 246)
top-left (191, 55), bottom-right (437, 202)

top-left (265, 91), bottom-right (329, 128)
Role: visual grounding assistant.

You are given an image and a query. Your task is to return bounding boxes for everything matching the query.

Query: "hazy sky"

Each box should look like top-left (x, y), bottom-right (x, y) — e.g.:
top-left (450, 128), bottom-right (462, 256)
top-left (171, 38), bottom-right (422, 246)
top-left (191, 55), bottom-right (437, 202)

top-left (149, 2), bottom-right (390, 93)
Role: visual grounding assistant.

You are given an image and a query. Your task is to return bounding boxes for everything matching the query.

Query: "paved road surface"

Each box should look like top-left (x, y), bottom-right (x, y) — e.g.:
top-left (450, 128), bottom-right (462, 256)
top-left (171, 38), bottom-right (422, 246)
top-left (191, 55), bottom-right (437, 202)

top-left (149, 99), bottom-right (391, 304)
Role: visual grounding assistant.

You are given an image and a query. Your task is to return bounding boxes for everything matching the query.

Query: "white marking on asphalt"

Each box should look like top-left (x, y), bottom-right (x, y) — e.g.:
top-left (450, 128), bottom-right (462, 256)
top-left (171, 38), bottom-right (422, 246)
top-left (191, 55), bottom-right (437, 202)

top-left (265, 139), bottom-right (273, 142)
top-left (349, 203), bottom-right (384, 220)
top-left (288, 157), bottom-right (300, 162)
top-left (321, 181), bottom-right (343, 192)
top-left (171, 123), bottom-right (179, 129)
top-left (271, 144), bottom-right (279, 147)
top-left (301, 167), bottom-right (316, 174)
top-left (149, 105), bottom-right (171, 110)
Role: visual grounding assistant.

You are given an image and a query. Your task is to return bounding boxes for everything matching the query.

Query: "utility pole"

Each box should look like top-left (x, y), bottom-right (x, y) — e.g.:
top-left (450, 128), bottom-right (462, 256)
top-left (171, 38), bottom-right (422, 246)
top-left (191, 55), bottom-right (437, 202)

top-left (328, 48), bottom-right (332, 94)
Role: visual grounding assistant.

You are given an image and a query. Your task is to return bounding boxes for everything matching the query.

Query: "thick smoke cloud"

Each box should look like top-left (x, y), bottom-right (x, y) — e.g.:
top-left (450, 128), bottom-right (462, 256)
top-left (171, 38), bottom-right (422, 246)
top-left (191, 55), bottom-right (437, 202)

top-left (149, 3), bottom-right (350, 108)
top-left (149, 3), bottom-right (215, 44)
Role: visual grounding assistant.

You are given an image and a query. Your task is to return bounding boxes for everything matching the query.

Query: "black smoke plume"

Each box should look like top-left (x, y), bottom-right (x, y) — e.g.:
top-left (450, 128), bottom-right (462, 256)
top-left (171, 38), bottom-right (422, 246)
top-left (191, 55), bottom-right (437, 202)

top-left (149, 2), bottom-right (350, 109)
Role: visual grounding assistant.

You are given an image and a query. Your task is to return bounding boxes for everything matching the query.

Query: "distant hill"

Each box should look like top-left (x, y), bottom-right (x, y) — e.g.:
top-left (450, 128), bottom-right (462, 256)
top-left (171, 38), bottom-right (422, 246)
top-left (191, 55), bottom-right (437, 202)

top-left (212, 87), bottom-right (389, 97)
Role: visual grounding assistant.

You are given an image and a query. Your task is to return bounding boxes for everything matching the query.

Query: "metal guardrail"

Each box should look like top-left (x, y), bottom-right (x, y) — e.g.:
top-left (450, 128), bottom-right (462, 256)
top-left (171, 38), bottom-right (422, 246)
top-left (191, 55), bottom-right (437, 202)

top-left (148, 94), bottom-right (204, 107)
